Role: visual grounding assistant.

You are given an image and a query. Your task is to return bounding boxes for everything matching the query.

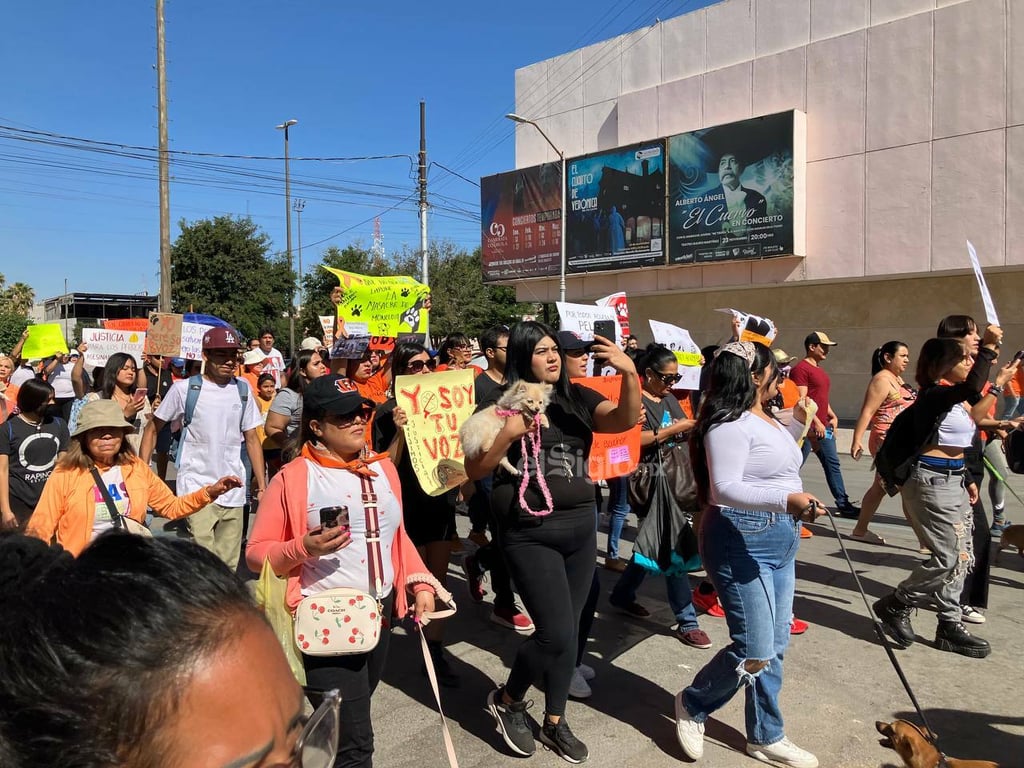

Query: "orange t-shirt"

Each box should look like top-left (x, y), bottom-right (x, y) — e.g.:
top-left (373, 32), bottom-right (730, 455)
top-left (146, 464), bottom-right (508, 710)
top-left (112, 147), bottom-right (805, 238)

top-left (0, 383), bottom-right (18, 424)
top-left (354, 369), bottom-right (390, 404)
top-left (778, 378), bottom-right (801, 410)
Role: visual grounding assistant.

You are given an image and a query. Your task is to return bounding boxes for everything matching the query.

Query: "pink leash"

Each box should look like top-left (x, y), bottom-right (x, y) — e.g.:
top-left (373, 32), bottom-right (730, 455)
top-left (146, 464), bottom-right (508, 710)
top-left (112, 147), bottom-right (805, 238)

top-left (496, 409), bottom-right (554, 516)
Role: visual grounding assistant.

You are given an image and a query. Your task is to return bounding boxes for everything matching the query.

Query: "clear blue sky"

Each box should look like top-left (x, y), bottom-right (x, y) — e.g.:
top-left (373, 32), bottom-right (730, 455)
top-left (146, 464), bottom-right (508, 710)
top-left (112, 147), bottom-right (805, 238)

top-left (0, 0), bottom-right (717, 301)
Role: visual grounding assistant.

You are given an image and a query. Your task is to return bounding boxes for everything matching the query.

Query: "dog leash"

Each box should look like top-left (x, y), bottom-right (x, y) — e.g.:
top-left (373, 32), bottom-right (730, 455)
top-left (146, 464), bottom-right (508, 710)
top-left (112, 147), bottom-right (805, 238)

top-left (415, 608), bottom-right (460, 768)
top-left (813, 502), bottom-right (951, 768)
top-left (983, 455), bottom-right (1024, 509)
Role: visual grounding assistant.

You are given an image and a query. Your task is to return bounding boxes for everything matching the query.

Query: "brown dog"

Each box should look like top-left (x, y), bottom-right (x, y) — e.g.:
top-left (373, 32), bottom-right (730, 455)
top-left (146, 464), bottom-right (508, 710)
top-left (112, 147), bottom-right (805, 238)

top-left (876, 720), bottom-right (999, 768)
top-left (998, 524), bottom-right (1024, 557)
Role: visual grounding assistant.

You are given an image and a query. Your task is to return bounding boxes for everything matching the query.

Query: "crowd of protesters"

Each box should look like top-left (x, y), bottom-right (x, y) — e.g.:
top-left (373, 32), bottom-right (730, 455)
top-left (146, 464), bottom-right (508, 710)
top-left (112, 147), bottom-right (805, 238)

top-left (0, 289), bottom-right (1019, 768)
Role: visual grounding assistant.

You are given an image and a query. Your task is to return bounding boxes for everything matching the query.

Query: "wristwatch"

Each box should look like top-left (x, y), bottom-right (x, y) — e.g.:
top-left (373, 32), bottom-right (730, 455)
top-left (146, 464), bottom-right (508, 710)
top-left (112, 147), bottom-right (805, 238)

top-left (990, 384), bottom-right (1004, 396)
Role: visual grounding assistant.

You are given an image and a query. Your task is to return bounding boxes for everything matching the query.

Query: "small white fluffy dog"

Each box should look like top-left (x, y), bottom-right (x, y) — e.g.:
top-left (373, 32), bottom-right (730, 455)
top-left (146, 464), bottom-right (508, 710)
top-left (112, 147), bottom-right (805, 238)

top-left (460, 381), bottom-right (552, 474)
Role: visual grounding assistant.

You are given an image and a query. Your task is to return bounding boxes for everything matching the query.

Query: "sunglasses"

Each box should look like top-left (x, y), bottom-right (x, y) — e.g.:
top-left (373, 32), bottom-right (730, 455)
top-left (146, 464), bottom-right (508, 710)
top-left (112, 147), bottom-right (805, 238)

top-left (405, 359), bottom-right (428, 372)
top-left (293, 689), bottom-right (340, 768)
top-left (329, 407), bottom-right (374, 426)
top-left (650, 371), bottom-right (682, 385)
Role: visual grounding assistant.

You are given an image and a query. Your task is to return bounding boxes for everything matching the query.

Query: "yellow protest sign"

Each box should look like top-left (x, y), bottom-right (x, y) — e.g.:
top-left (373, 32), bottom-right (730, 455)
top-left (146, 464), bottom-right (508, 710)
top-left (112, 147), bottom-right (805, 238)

top-left (22, 324), bottom-right (68, 359)
top-left (394, 370), bottom-right (475, 496)
top-left (322, 267), bottom-right (430, 337)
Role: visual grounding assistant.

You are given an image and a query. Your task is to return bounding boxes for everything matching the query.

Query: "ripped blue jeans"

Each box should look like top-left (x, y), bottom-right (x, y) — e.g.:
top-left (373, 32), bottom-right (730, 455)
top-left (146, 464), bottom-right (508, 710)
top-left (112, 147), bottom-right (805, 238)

top-left (681, 506), bottom-right (798, 747)
top-left (897, 464), bottom-right (974, 622)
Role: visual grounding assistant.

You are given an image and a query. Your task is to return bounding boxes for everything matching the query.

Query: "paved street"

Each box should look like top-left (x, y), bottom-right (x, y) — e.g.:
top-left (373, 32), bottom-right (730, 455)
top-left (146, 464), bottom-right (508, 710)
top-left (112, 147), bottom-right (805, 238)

top-left (368, 437), bottom-right (1024, 768)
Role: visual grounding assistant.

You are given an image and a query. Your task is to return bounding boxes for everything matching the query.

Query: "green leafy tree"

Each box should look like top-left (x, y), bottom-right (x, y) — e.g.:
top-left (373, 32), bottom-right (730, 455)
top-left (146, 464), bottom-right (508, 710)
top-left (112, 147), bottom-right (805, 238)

top-left (170, 216), bottom-right (294, 348)
top-left (296, 243), bottom-right (395, 338)
top-left (0, 274), bottom-right (35, 354)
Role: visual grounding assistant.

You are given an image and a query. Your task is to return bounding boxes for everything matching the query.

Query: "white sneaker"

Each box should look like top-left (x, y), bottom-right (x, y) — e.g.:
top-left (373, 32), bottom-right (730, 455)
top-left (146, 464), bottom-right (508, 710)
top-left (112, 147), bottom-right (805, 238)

top-left (577, 662), bottom-right (596, 681)
top-left (746, 737), bottom-right (818, 768)
top-left (961, 605), bottom-right (986, 624)
top-left (568, 667), bottom-right (592, 698)
top-left (674, 691), bottom-right (704, 759)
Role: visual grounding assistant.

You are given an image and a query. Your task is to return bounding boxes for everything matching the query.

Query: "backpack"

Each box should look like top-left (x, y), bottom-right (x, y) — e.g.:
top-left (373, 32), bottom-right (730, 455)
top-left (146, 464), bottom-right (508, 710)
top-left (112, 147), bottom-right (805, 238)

top-left (170, 375), bottom-right (249, 467)
top-left (874, 401), bottom-right (944, 496)
top-left (1004, 429), bottom-right (1024, 474)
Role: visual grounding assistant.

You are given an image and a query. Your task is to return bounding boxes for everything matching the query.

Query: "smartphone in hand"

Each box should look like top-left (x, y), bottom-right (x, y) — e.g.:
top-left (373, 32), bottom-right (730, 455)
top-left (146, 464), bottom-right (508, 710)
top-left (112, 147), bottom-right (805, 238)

top-left (319, 506), bottom-right (350, 530)
top-left (134, 388), bottom-right (148, 401)
top-left (593, 320), bottom-right (616, 342)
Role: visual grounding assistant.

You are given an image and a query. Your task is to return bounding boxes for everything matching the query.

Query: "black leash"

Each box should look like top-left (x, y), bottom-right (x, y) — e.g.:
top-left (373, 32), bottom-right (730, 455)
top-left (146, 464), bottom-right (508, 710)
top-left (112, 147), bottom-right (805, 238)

top-left (813, 501), bottom-right (951, 768)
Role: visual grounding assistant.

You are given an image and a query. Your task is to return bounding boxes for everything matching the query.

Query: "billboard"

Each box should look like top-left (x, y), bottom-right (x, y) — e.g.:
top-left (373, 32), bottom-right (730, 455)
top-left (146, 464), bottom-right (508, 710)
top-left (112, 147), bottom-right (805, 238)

top-left (667, 111), bottom-right (805, 265)
top-left (480, 162), bottom-right (562, 282)
top-left (565, 141), bottom-right (666, 273)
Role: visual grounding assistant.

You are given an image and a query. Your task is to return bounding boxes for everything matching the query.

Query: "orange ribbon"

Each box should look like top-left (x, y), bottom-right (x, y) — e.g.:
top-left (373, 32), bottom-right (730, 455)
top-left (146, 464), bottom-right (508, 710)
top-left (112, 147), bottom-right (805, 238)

top-left (300, 443), bottom-right (388, 478)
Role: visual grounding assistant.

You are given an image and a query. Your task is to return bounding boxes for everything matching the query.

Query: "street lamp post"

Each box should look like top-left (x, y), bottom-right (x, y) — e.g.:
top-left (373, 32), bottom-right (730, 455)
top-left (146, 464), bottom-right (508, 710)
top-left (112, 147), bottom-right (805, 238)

top-left (294, 198), bottom-right (305, 329)
top-left (505, 113), bottom-right (566, 303)
top-left (275, 118), bottom-right (298, 356)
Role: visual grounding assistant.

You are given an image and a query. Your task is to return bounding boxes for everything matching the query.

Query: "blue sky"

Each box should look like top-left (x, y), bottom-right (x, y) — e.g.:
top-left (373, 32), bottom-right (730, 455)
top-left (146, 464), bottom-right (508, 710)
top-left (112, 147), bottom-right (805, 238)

top-left (0, 0), bottom-right (716, 301)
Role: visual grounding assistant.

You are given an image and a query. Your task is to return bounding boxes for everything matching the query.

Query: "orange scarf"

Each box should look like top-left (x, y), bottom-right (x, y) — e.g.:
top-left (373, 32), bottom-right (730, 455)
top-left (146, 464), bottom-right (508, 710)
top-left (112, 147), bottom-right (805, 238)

top-left (300, 443), bottom-right (388, 478)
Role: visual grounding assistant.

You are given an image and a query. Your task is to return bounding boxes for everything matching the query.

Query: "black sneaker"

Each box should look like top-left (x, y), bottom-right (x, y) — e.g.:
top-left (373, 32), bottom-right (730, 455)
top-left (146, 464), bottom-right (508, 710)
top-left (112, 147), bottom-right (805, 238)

top-left (608, 595), bottom-right (650, 618)
top-left (540, 717), bottom-right (589, 763)
top-left (935, 620), bottom-right (991, 659)
top-left (836, 502), bottom-right (861, 518)
top-left (873, 593), bottom-right (916, 648)
top-left (487, 687), bottom-right (536, 756)
top-left (424, 642), bottom-right (461, 688)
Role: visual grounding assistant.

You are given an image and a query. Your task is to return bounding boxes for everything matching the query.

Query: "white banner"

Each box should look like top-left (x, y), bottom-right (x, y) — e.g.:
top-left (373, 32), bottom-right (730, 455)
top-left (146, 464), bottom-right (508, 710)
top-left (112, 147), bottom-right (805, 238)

top-left (967, 240), bottom-right (1000, 326)
top-left (555, 301), bottom-right (621, 344)
top-left (180, 322), bottom-right (215, 361)
top-left (319, 315), bottom-right (335, 347)
top-left (648, 320), bottom-right (702, 390)
top-left (83, 329), bottom-right (147, 368)
top-left (714, 307), bottom-right (778, 346)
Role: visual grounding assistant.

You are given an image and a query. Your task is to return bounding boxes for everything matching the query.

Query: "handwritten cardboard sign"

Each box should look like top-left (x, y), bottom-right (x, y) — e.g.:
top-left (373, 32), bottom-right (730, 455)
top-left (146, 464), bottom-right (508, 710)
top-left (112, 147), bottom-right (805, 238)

top-left (22, 324), bottom-right (68, 359)
top-left (571, 376), bottom-right (642, 481)
top-left (394, 369), bottom-right (475, 496)
top-left (144, 313), bottom-right (183, 357)
top-left (322, 268), bottom-right (431, 337)
top-left (179, 322), bottom-right (214, 361)
top-left (83, 329), bottom-right (146, 367)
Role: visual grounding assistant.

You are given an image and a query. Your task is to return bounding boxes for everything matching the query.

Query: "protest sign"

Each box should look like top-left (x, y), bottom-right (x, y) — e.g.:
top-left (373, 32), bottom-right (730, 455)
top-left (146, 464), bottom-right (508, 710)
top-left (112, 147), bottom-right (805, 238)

top-left (648, 320), bottom-right (702, 390)
top-left (330, 335), bottom-right (371, 360)
top-left (322, 268), bottom-right (430, 337)
top-left (967, 240), bottom-right (1000, 325)
top-left (83, 329), bottom-right (146, 367)
top-left (555, 302), bottom-right (620, 344)
top-left (714, 308), bottom-right (777, 346)
top-left (572, 376), bottom-right (641, 482)
top-left (22, 324), bottom-right (68, 359)
top-left (103, 318), bottom-right (150, 332)
top-left (144, 313), bottom-right (183, 357)
top-left (394, 370), bottom-right (475, 496)
top-left (595, 292), bottom-right (631, 336)
top-left (180, 322), bottom-right (214, 360)
top-left (318, 315), bottom-right (336, 347)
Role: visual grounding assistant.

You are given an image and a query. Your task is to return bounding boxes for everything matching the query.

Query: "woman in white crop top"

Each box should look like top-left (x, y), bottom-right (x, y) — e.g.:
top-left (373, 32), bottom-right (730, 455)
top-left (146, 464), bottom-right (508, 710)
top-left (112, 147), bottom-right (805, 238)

top-left (673, 342), bottom-right (824, 768)
top-left (873, 325), bottom-right (1015, 661)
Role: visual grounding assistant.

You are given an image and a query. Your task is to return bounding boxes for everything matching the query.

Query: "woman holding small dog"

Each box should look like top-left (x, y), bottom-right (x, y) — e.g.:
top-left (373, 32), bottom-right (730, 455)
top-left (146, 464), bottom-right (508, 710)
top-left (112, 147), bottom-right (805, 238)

top-left (873, 324), bottom-right (1016, 659)
top-left (674, 341), bottom-right (824, 768)
top-left (466, 320), bottom-right (640, 764)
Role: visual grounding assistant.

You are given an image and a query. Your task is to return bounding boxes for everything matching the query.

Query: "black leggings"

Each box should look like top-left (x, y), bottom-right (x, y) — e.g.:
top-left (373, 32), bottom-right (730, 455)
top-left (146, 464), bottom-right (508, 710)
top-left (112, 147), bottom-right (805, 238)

top-left (303, 593), bottom-right (394, 768)
top-left (499, 514), bottom-right (596, 717)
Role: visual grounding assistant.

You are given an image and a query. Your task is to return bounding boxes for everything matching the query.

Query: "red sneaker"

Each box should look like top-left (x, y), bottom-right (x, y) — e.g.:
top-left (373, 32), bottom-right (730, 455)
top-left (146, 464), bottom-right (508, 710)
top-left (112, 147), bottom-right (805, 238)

top-left (461, 553), bottom-right (486, 603)
top-left (491, 606), bottom-right (535, 633)
top-left (790, 617), bottom-right (809, 635)
top-left (800, 526), bottom-right (813, 539)
top-left (692, 588), bottom-right (725, 618)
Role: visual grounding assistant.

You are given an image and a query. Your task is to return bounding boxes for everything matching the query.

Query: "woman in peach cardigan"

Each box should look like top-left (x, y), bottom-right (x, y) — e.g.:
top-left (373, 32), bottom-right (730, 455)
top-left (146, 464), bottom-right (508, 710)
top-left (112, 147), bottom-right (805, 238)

top-left (27, 399), bottom-right (240, 556)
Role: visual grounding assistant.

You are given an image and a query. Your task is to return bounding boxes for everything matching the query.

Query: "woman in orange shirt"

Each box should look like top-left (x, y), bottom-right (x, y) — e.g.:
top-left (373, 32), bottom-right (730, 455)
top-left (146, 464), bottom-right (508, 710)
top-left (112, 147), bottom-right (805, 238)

top-left (0, 355), bottom-right (18, 424)
top-left (27, 399), bottom-right (240, 555)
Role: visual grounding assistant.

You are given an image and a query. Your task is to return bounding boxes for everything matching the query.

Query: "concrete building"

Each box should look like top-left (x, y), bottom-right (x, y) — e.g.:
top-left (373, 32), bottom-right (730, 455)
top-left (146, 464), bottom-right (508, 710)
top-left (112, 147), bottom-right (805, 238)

top-left (506, 0), bottom-right (1024, 417)
top-left (36, 292), bottom-right (157, 341)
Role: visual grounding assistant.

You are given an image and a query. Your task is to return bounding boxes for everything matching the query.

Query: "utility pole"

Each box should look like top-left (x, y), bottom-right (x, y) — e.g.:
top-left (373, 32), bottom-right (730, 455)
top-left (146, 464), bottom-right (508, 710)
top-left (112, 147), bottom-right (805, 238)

top-left (294, 198), bottom-right (305, 327)
top-left (156, 0), bottom-right (171, 312)
top-left (276, 119), bottom-right (298, 357)
top-left (418, 100), bottom-right (428, 287)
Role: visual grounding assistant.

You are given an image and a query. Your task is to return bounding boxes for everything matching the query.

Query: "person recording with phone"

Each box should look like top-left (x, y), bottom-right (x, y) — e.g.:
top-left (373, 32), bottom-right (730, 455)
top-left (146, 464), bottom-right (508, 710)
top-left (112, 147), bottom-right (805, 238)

top-left (79, 352), bottom-right (151, 454)
top-left (247, 374), bottom-right (441, 768)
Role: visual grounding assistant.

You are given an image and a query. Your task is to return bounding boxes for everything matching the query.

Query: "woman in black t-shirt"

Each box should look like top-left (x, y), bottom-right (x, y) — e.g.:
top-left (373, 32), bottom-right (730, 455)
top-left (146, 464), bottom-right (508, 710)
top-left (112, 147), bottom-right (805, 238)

top-left (466, 321), bottom-right (639, 763)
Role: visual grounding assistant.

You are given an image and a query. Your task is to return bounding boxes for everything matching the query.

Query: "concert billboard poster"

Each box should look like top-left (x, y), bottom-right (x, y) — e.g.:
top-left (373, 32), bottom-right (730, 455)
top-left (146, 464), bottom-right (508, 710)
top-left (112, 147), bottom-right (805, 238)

top-left (667, 111), bottom-right (805, 265)
top-left (565, 141), bottom-right (667, 273)
top-left (480, 163), bottom-right (562, 282)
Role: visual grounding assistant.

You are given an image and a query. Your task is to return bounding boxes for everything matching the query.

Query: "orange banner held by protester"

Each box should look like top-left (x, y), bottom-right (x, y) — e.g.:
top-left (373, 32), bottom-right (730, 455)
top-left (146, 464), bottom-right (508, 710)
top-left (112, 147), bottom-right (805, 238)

top-left (103, 318), bottom-right (150, 332)
top-left (571, 375), bottom-right (641, 482)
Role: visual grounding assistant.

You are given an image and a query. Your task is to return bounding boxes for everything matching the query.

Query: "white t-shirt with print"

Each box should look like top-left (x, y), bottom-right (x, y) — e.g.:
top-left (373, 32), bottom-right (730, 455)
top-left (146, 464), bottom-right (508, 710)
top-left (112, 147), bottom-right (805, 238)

top-left (155, 377), bottom-right (261, 507)
top-left (91, 465), bottom-right (131, 540)
top-left (262, 347), bottom-right (286, 387)
top-left (300, 459), bottom-right (400, 599)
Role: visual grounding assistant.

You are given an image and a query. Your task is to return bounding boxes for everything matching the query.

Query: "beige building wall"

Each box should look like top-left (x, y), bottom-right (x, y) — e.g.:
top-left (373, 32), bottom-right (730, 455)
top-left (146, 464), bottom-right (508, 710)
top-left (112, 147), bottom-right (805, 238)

top-left (508, 0), bottom-right (1024, 418)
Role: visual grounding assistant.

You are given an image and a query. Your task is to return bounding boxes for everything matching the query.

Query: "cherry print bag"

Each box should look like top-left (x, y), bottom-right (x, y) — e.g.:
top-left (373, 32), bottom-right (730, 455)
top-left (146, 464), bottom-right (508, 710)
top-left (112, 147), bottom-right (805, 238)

top-left (295, 474), bottom-right (386, 656)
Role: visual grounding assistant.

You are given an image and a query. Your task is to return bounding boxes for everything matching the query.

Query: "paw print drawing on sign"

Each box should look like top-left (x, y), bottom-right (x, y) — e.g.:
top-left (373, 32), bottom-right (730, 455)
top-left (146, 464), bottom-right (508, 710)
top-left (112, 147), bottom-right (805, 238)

top-left (400, 306), bottom-right (419, 330)
top-left (351, 305), bottom-right (363, 317)
top-left (400, 287), bottom-right (410, 297)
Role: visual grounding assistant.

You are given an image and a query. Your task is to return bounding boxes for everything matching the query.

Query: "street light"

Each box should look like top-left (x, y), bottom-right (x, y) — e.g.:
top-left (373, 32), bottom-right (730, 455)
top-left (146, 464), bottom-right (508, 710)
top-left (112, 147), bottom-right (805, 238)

top-left (294, 198), bottom-right (305, 325)
top-left (275, 118), bottom-right (298, 356)
top-left (505, 112), bottom-right (566, 303)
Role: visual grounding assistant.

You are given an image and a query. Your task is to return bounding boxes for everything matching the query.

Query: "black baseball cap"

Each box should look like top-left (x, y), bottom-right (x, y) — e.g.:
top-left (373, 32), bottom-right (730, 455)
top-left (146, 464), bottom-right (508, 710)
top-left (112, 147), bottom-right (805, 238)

top-left (556, 331), bottom-right (596, 352)
top-left (302, 375), bottom-right (375, 417)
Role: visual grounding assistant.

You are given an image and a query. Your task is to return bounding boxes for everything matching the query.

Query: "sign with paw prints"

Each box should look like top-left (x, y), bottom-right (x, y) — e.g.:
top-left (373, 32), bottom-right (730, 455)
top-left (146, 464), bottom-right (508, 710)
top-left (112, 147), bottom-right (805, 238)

top-left (294, 589), bottom-right (383, 656)
top-left (321, 267), bottom-right (431, 338)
